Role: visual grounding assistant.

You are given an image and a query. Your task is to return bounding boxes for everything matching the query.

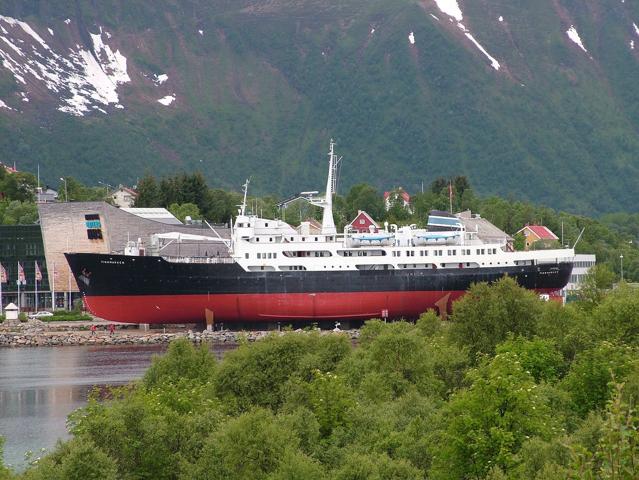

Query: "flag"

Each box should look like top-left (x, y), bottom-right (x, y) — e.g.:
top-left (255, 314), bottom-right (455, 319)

top-left (35, 261), bottom-right (42, 282)
top-left (17, 262), bottom-right (26, 285)
top-left (0, 262), bottom-right (6, 283)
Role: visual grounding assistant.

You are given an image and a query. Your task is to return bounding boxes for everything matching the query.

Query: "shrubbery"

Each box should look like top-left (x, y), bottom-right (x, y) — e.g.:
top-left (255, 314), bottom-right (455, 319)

top-left (2, 277), bottom-right (638, 479)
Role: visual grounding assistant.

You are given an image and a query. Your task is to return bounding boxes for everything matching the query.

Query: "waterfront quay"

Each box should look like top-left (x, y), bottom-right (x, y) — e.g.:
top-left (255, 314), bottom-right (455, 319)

top-left (0, 319), bottom-right (360, 347)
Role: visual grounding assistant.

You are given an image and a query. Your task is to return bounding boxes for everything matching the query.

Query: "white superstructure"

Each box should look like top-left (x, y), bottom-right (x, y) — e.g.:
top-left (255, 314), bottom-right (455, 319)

top-left (156, 141), bottom-right (574, 273)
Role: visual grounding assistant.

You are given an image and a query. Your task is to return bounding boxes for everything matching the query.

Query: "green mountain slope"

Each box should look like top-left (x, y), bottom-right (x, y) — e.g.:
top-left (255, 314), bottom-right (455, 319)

top-left (0, 0), bottom-right (639, 214)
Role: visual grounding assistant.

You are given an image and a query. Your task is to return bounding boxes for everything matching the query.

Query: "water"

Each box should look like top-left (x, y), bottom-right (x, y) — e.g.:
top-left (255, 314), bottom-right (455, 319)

top-left (0, 343), bottom-right (235, 470)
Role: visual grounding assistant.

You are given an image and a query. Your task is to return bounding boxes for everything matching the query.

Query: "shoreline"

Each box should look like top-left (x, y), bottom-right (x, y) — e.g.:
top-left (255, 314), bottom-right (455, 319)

top-left (0, 320), bottom-right (360, 347)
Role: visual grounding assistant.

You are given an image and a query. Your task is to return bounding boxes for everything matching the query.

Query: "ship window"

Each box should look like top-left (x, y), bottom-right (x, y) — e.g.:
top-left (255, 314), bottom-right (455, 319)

top-left (274, 253), bottom-right (277, 258)
top-left (257, 253), bottom-right (261, 259)
top-left (315, 237), bottom-right (318, 241)
top-left (256, 238), bottom-right (260, 242)
top-left (265, 223), bottom-right (269, 227)
top-left (269, 238), bottom-right (273, 242)
top-left (245, 253), bottom-right (249, 259)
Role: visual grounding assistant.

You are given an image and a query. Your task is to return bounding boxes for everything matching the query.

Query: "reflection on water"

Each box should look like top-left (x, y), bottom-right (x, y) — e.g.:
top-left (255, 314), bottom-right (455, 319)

top-left (0, 343), bottom-right (235, 470)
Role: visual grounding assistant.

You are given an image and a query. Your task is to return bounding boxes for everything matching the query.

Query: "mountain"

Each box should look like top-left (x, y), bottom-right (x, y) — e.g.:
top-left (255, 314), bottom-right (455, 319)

top-left (1, 0), bottom-right (639, 214)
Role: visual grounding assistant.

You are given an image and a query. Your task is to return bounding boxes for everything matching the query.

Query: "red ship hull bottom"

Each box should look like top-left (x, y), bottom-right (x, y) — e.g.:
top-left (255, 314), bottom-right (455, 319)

top-left (82, 289), bottom-right (562, 324)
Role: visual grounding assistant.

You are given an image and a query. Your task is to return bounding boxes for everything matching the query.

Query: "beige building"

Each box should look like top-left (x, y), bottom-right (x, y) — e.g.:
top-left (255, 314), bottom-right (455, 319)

top-left (38, 202), bottom-right (229, 293)
top-left (111, 186), bottom-right (137, 208)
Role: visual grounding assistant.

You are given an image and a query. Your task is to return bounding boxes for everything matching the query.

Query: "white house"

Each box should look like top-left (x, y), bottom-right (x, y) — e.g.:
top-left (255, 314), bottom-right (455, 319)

top-left (111, 186), bottom-right (138, 208)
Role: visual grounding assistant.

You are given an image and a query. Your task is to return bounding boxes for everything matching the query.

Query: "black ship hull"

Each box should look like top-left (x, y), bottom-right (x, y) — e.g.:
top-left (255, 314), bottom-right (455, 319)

top-left (65, 253), bottom-right (573, 324)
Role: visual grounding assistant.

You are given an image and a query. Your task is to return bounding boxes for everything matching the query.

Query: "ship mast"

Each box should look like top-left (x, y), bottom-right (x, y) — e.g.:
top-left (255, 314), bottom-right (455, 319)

top-left (310, 139), bottom-right (341, 235)
top-left (239, 179), bottom-right (250, 216)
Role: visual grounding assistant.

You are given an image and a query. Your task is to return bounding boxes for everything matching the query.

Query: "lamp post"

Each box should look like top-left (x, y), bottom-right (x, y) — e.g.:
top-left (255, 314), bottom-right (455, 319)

top-left (98, 181), bottom-right (112, 197)
top-left (620, 254), bottom-right (624, 282)
top-left (59, 177), bottom-right (68, 202)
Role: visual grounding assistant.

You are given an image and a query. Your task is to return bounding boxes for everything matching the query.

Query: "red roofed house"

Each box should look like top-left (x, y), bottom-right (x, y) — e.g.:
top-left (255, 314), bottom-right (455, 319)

top-left (515, 224), bottom-right (559, 250)
top-left (384, 187), bottom-right (411, 212)
top-left (0, 162), bottom-right (17, 174)
top-left (348, 210), bottom-right (380, 233)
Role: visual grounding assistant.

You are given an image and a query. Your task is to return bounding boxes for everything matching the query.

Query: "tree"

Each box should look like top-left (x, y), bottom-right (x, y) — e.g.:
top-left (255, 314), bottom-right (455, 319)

top-left (430, 352), bottom-right (553, 479)
top-left (58, 177), bottom-right (105, 202)
top-left (569, 383), bottom-right (638, 480)
top-left (576, 264), bottom-right (616, 310)
top-left (205, 189), bottom-right (239, 224)
top-left (134, 175), bottom-right (162, 207)
top-left (333, 452), bottom-right (423, 480)
top-left (0, 437), bottom-right (11, 480)
top-left (513, 232), bottom-right (526, 251)
top-left (560, 342), bottom-right (635, 417)
top-left (186, 408), bottom-right (292, 480)
top-left (0, 170), bottom-right (37, 202)
top-left (21, 439), bottom-right (117, 480)
top-left (449, 276), bottom-right (544, 360)
top-left (496, 336), bottom-right (565, 383)
top-left (143, 338), bottom-right (217, 389)
top-left (0, 199), bottom-right (38, 224)
top-left (591, 284), bottom-right (639, 346)
top-left (345, 183), bottom-right (384, 221)
top-left (168, 202), bottom-right (201, 222)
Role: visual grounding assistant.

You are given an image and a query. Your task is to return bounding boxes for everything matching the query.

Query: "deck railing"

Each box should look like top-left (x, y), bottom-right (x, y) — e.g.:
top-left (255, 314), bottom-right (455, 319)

top-left (161, 255), bottom-right (235, 264)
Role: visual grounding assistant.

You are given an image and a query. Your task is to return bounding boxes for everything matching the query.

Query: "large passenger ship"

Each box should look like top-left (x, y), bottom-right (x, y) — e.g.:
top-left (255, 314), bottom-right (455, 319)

top-left (66, 141), bottom-right (574, 324)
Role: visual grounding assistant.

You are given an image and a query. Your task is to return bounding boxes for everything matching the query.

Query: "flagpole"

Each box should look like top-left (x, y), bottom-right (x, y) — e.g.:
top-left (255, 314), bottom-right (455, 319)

top-left (17, 262), bottom-right (20, 311)
top-left (449, 181), bottom-right (453, 214)
top-left (0, 273), bottom-right (3, 316)
top-left (52, 261), bottom-right (55, 311)
top-left (35, 261), bottom-right (38, 313)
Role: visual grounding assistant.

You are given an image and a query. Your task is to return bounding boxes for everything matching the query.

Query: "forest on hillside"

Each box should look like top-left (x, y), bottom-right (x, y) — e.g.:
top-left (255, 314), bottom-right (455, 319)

top-left (1, 277), bottom-right (637, 479)
top-left (2, 1), bottom-right (639, 213)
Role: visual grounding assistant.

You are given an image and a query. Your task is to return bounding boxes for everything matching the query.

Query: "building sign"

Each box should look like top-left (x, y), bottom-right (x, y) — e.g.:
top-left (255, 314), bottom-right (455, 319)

top-left (85, 214), bottom-right (103, 240)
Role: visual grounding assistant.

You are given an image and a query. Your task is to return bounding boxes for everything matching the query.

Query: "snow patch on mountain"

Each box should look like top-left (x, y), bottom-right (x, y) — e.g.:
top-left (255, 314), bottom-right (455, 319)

top-left (0, 99), bottom-right (13, 110)
top-left (433, 0), bottom-right (462, 22)
top-left (154, 73), bottom-right (168, 85)
top-left (408, 32), bottom-right (415, 44)
top-left (634, 23), bottom-right (639, 36)
top-left (90, 28), bottom-right (130, 84)
top-left (0, 15), bottom-right (50, 49)
top-left (631, 40), bottom-right (635, 50)
top-left (47, 28), bottom-right (53, 36)
top-left (499, 16), bottom-right (504, 22)
top-left (566, 26), bottom-right (587, 53)
top-left (433, 0), bottom-right (501, 71)
top-left (464, 32), bottom-right (501, 70)
top-left (0, 16), bottom-right (130, 116)
top-left (158, 94), bottom-right (175, 106)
